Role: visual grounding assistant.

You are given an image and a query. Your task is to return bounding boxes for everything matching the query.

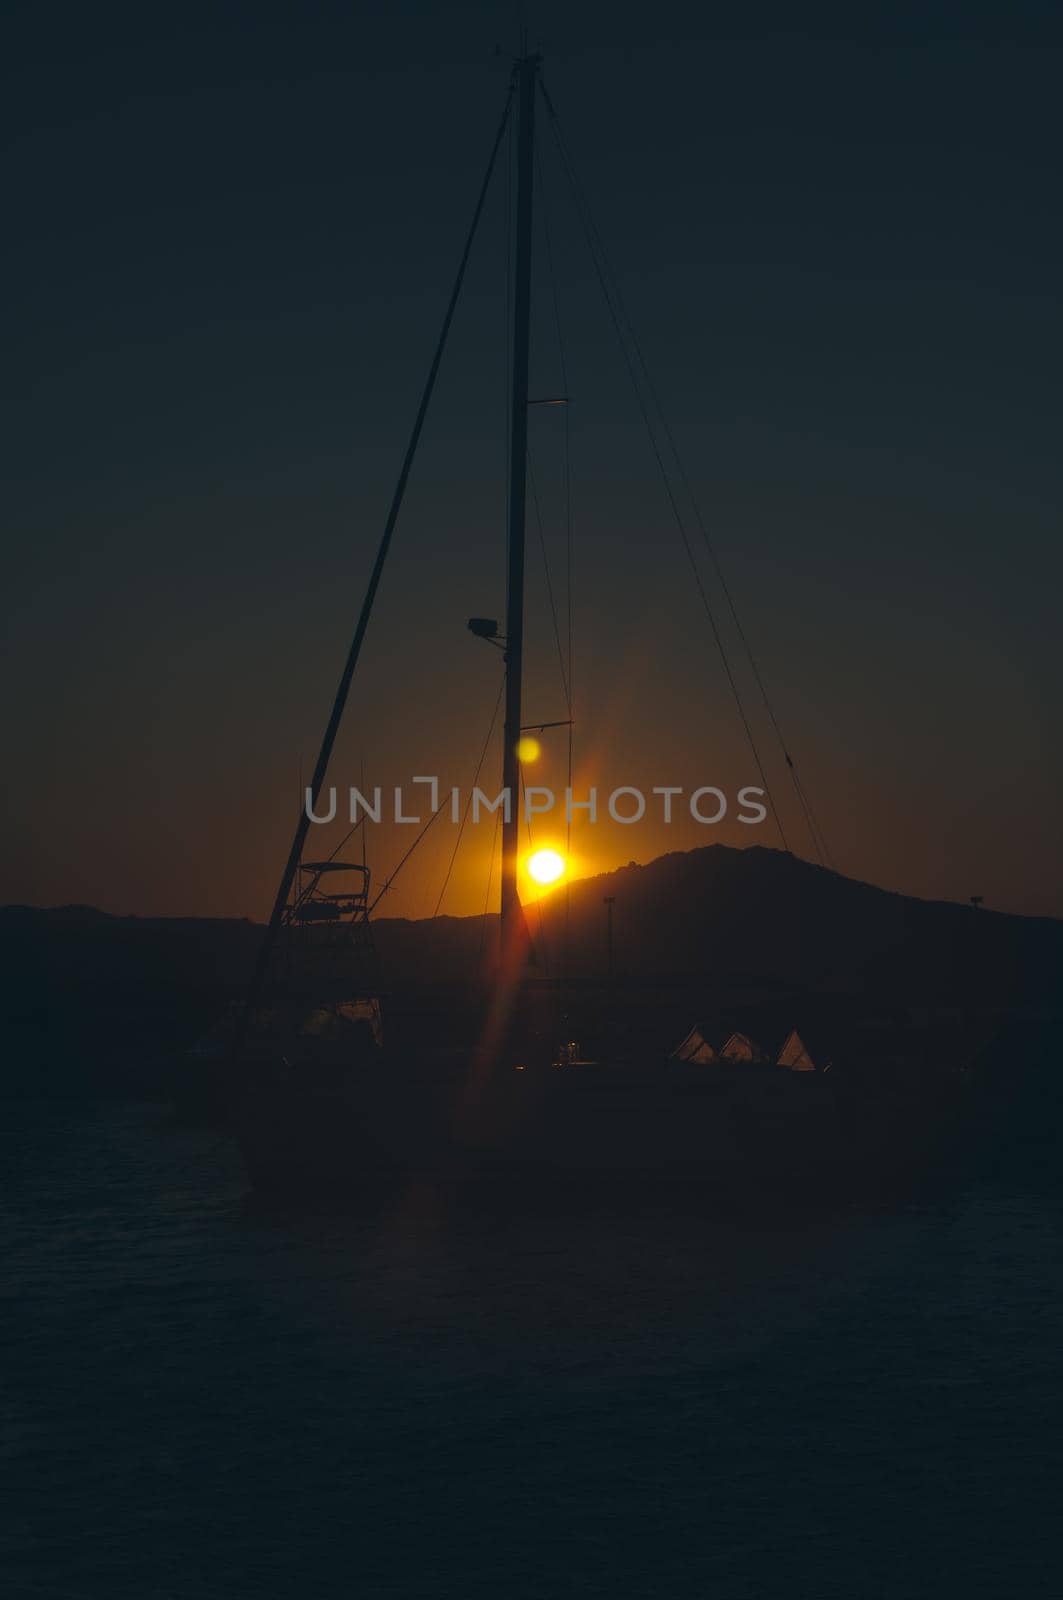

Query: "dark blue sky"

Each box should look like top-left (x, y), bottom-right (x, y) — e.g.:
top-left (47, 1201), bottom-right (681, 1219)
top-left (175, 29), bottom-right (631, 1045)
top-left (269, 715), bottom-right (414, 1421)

top-left (3, 2), bottom-right (1061, 919)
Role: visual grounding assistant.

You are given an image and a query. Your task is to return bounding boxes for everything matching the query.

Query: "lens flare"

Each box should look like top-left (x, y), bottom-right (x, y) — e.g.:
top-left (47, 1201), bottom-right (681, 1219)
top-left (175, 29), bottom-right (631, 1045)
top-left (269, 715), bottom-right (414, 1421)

top-left (527, 847), bottom-right (565, 885)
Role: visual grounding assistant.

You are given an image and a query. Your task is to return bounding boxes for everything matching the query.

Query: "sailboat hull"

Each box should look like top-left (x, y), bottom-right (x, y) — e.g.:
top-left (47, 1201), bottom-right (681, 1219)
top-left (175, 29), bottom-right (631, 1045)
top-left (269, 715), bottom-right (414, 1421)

top-left (230, 1052), bottom-right (961, 1202)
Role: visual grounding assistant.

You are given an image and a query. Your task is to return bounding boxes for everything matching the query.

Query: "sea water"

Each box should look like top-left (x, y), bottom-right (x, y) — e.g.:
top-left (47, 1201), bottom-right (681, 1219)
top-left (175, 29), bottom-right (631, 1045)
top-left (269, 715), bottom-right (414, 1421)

top-left (2, 1099), bottom-right (1060, 1598)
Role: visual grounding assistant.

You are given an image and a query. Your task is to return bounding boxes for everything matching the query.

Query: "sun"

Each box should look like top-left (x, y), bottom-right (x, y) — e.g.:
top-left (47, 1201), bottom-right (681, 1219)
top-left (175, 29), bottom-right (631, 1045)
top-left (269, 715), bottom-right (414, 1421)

top-left (527, 847), bottom-right (566, 886)
top-left (516, 735), bottom-right (541, 763)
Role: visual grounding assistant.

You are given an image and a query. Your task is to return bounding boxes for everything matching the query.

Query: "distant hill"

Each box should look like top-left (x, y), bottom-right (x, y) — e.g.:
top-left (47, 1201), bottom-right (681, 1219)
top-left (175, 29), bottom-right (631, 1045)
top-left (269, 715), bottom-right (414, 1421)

top-left (3, 845), bottom-right (1060, 1012)
top-left (524, 846), bottom-right (1063, 1005)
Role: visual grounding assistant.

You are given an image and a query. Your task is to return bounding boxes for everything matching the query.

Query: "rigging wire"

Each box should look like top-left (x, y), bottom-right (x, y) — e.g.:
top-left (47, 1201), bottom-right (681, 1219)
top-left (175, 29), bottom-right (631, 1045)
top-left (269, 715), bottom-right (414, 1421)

top-left (373, 668), bottom-right (506, 919)
top-left (541, 75), bottom-right (832, 870)
top-left (368, 805), bottom-right (447, 915)
top-left (527, 454), bottom-right (570, 709)
top-left (434, 673), bottom-right (506, 916)
top-left (477, 808), bottom-right (503, 967)
top-left (535, 131), bottom-right (575, 1014)
top-left (535, 134), bottom-right (575, 712)
top-left (538, 79), bottom-right (813, 860)
top-left (233, 83), bottom-right (516, 1057)
top-left (669, 476), bottom-right (831, 865)
top-left (661, 430), bottom-right (832, 862)
top-left (588, 248), bottom-right (834, 869)
top-left (321, 812), bottom-right (366, 867)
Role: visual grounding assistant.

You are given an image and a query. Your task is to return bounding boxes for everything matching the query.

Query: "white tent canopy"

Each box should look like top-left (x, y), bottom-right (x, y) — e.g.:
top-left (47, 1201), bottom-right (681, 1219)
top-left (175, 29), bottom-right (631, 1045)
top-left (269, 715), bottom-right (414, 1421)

top-left (721, 1031), bottom-right (766, 1063)
top-left (776, 1028), bottom-right (818, 1072)
top-left (670, 1026), bottom-right (718, 1064)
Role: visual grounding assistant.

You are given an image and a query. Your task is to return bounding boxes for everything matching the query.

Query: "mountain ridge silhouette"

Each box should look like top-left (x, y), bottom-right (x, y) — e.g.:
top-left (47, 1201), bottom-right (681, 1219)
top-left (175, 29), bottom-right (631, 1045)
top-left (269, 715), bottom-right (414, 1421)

top-left (5, 844), bottom-right (1054, 1007)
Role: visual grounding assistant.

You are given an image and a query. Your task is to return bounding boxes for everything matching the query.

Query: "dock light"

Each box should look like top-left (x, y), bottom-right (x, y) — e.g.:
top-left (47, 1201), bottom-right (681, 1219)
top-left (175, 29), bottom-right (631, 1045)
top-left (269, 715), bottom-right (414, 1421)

top-left (527, 847), bottom-right (565, 885)
top-left (467, 617), bottom-right (500, 640)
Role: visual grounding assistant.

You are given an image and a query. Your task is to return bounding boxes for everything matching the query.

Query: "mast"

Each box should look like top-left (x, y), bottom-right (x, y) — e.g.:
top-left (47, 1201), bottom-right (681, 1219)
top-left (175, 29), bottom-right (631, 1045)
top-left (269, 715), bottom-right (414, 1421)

top-left (501, 49), bottom-right (540, 954)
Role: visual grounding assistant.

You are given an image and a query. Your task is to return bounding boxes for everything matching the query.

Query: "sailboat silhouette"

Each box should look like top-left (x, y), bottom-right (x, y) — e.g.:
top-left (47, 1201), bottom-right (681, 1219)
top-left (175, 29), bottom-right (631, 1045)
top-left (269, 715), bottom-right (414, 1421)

top-left (217, 52), bottom-right (936, 1199)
